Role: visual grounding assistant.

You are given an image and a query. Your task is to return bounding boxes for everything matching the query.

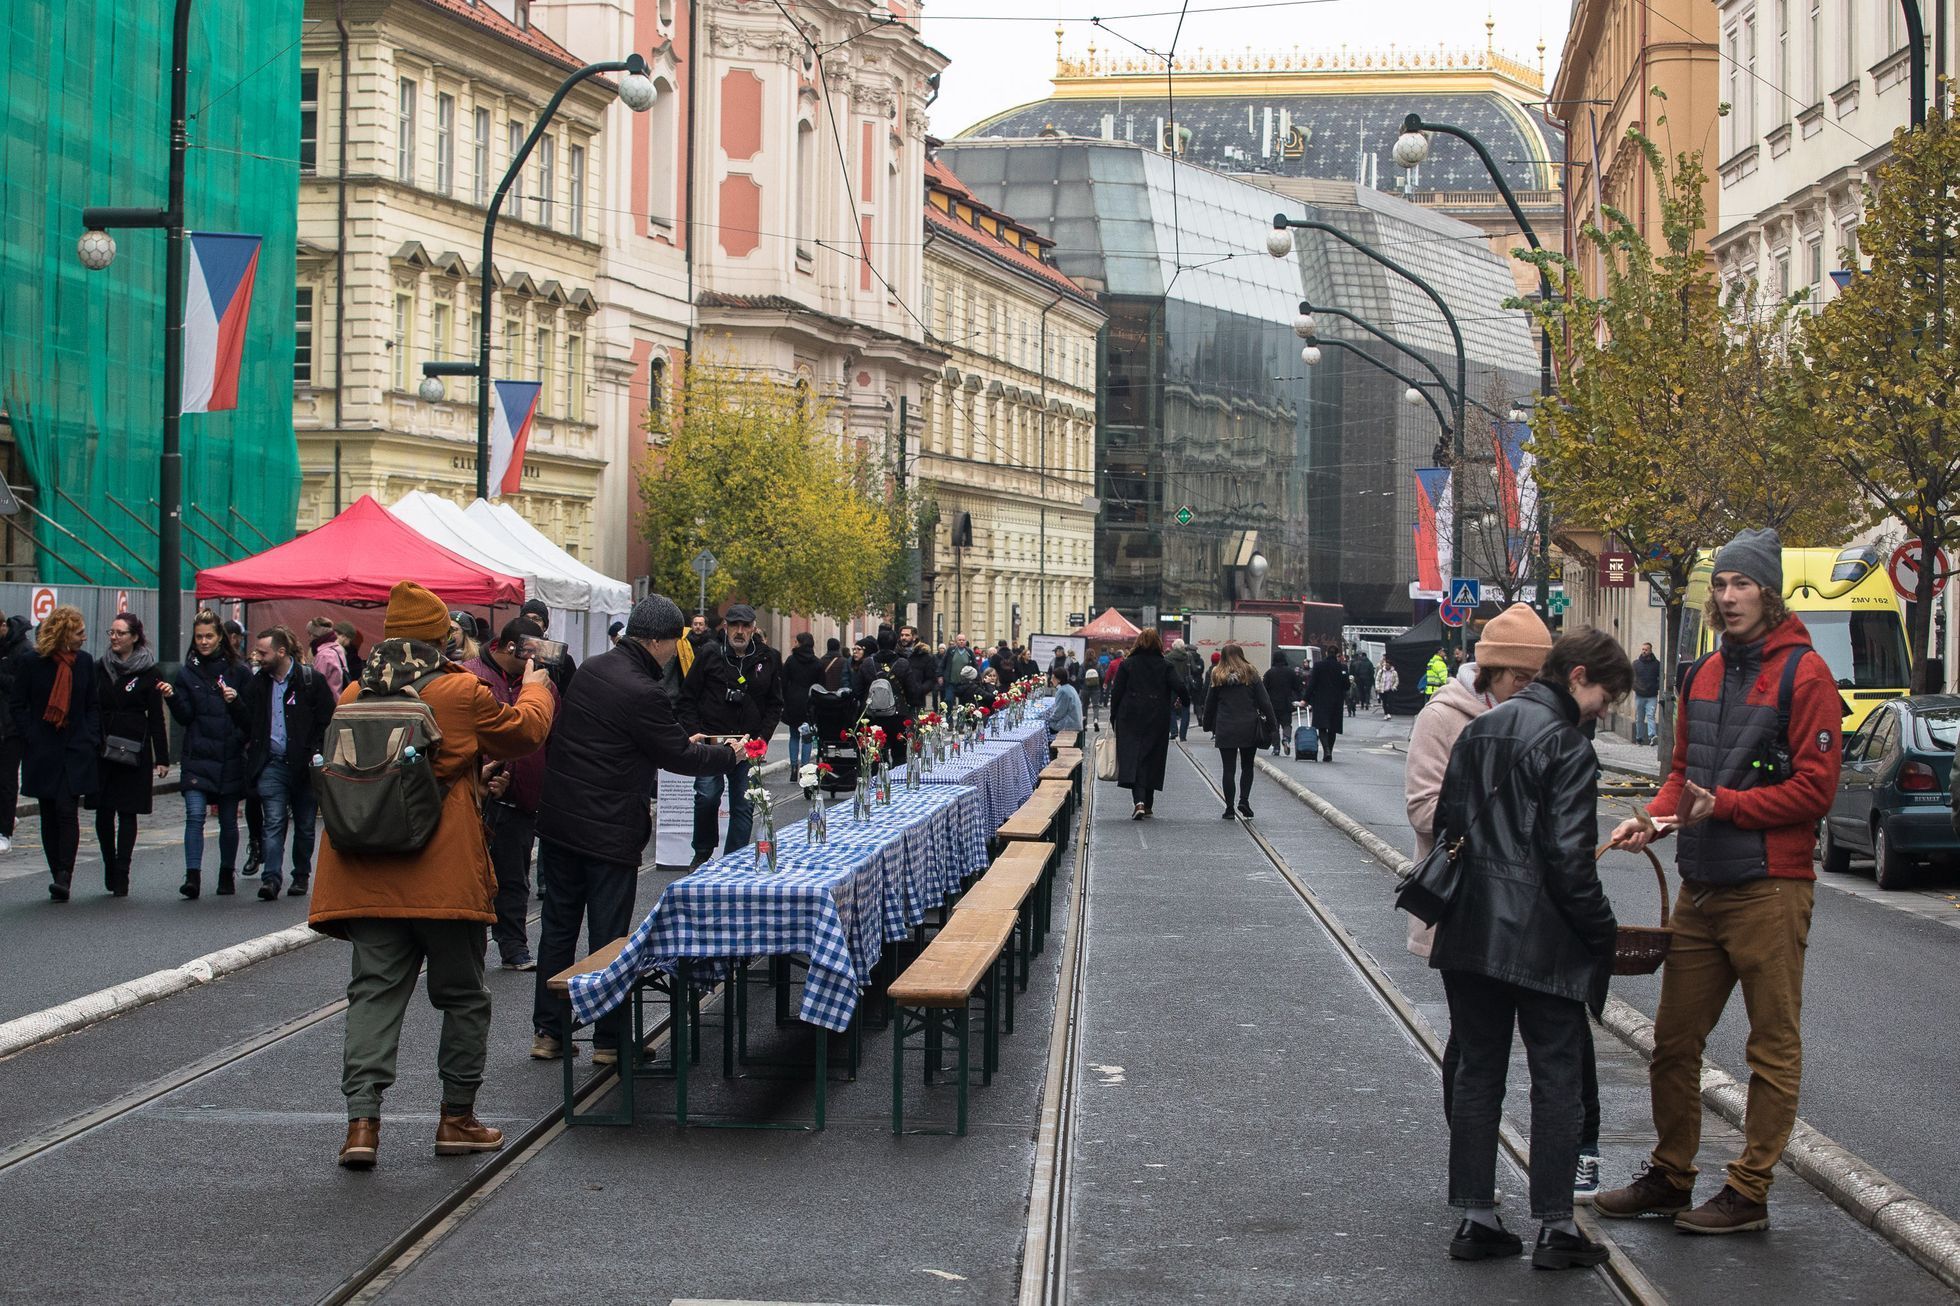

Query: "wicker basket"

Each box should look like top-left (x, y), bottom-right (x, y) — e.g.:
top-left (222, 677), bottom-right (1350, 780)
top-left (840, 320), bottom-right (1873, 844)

top-left (1598, 844), bottom-right (1672, 976)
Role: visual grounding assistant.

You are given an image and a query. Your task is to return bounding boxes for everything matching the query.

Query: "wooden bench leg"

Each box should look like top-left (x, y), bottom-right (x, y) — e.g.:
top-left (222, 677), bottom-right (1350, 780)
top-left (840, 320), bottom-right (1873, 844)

top-left (924, 1003), bottom-right (942, 1084)
top-left (956, 1000), bottom-right (971, 1137)
top-left (982, 957), bottom-right (1001, 1083)
top-left (890, 1000), bottom-right (908, 1134)
top-left (673, 978), bottom-right (689, 1126)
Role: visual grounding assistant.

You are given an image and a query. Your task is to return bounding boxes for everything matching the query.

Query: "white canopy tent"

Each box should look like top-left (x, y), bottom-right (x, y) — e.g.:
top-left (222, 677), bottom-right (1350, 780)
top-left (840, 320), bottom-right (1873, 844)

top-left (465, 499), bottom-right (633, 626)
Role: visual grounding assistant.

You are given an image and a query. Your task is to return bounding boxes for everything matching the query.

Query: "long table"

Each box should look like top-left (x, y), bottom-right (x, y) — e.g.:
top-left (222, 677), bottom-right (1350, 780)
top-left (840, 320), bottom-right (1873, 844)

top-left (568, 782), bottom-right (989, 1032)
top-left (917, 722), bottom-right (1049, 830)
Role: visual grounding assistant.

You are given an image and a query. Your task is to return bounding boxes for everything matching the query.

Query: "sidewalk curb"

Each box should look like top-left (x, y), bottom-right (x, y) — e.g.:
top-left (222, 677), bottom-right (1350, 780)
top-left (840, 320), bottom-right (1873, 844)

top-left (0, 758), bottom-right (794, 1063)
top-left (1254, 754), bottom-right (1960, 1294)
top-left (0, 922), bottom-right (322, 1062)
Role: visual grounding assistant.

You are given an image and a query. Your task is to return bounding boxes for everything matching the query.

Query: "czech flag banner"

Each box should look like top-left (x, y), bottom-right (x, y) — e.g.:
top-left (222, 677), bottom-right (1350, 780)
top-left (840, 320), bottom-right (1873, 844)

top-left (1492, 419), bottom-right (1538, 537)
top-left (486, 380), bottom-right (542, 499)
top-left (182, 232), bottom-right (262, 413)
top-left (1412, 467), bottom-right (1453, 597)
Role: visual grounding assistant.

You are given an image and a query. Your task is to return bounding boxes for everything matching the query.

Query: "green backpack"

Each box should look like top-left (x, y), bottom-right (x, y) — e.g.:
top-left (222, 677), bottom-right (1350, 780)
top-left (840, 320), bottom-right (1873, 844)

top-left (312, 674), bottom-right (448, 856)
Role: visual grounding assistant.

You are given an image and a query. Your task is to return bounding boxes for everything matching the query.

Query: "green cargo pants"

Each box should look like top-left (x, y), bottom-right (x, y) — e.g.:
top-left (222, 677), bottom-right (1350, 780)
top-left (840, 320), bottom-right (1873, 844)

top-left (342, 918), bottom-right (492, 1121)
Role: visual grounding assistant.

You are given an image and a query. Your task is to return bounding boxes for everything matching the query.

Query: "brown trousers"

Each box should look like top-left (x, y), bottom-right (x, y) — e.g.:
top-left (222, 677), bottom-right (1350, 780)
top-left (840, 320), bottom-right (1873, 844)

top-left (1647, 877), bottom-right (1813, 1204)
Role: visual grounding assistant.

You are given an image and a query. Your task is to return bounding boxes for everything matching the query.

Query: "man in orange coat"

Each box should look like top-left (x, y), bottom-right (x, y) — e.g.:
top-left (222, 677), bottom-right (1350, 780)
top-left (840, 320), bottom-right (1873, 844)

top-left (310, 581), bottom-right (553, 1171)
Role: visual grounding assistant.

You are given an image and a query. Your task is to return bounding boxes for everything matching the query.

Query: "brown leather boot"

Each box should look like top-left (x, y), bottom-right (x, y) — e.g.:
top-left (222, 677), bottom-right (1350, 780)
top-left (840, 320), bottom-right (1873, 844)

top-left (338, 1118), bottom-right (378, 1170)
top-left (435, 1107), bottom-right (504, 1156)
top-left (1593, 1162), bottom-right (1694, 1219)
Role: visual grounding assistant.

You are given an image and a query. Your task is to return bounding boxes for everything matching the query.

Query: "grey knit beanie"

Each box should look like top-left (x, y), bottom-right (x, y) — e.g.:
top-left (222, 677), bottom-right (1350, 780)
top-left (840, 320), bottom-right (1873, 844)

top-left (1713, 527), bottom-right (1783, 593)
top-left (625, 593), bottom-right (685, 641)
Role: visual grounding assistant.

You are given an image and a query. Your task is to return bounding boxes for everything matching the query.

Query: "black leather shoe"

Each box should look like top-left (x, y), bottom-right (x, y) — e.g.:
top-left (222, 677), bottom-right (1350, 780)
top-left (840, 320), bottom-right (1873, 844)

top-left (179, 871), bottom-right (201, 900)
top-left (1237, 801), bottom-right (1254, 818)
top-left (287, 876), bottom-right (309, 897)
top-left (1448, 1216), bottom-right (1523, 1261)
top-left (258, 875), bottom-right (283, 901)
top-left (1533, 1225), bottom-right (1610, 1269)
top-left (1221, 807), bottom-right (1236, 819)
top-left (215, 869), bottom-right (235, 896)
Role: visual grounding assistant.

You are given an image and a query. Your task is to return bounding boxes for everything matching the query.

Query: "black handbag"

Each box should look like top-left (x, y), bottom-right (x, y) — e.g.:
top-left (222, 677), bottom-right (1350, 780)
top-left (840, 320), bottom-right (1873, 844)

top-left (101, 734), bottom-right (145, 767)
top-left (1395, 721), bottom-right (1563, 926)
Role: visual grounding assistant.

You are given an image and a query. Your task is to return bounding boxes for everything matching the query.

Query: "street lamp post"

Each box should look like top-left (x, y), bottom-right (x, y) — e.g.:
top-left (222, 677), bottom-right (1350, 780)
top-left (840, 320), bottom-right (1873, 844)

top-left (1394, 114), bottom-right (1556, 610)
top-left (76, 0), bottom-right (197, 670)
top-left (421, 54), bottom-right (655, 498)
top-left (1269, 213), bottom-right (1468, 632)
top-left (1305, 338), bottom-right (1452, 438)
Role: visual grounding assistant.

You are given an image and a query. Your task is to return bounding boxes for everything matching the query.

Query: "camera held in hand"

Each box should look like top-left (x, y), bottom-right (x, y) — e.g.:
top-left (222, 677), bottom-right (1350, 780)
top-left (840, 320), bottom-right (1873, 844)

top-left (724, 686), bottom-right (747, 705)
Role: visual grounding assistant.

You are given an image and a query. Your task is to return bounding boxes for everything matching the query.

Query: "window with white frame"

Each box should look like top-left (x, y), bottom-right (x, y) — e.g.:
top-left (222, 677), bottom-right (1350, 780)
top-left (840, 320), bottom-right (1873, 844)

top-left (1774, 247), bottom-right (1792, 297)
top-left (503, 315), bottom-right (523, 376)
top-left (1775, 1), bottom-right (1789, 121)
top-left (1808, 0), bottom-right (1822, 103)
top-left (1725, 26), bottom-right (1744, 155)
top-left (299, 68), bottom-right (319, 175)
top-left (432, 300), bottom-right (451, 361)
top-left (793, 119), bottom-right (816, 254)
top-left (508, 120), bottom-right (525, 215)
top-left (1742, 15), bottom-right (1757, 140)
top-left (568, 144), bottom-right (586, 237)
top-left (1805, 235), bottom-right (1823, 301)
top-left (473, 108), bottom-right (491, 206)
top-left (567, 332), bottom-right (585, 422)
top-left (536, 135), bottom-right (555, 229)
top-left (393, 291), bottom-right (414, 391)
top-left (648, 76), bottom-right (679, 227)
top-left (1840, 0), bottom-right (1855, 84)
top-left (295, 286), bottom-right (314, 385)
top-left (436, 93), bottom-right (455, 195)
top-left (397, 77), bottom-right (418, 183)
top-left (536, 325), bottom-right (553, 410)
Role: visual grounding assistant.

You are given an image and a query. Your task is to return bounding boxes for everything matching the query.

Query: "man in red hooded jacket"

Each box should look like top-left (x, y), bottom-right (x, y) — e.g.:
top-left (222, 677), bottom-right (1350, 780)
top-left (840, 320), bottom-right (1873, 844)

top-left (1598, 527), bottom-right (1842, 1235)
top-left (466, 617), bottom-right (560, 971)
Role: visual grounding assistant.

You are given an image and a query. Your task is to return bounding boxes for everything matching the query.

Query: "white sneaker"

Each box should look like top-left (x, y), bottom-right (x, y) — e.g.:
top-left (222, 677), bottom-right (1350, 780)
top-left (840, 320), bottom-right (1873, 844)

top-left (1574, 1152), bottom-right (1602, 1202)
top-left (0, 833), bottom-right (12, 852)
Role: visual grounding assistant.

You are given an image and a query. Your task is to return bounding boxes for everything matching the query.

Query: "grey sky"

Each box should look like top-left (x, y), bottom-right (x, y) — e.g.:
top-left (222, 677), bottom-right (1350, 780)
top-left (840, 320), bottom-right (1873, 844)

top-left (923, 0), bottom-right (1572, 139)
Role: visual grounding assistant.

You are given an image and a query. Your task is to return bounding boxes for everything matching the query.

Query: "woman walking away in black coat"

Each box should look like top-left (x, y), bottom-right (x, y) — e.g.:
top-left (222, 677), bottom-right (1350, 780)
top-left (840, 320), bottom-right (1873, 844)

top-left (12, 606), bottom-right (101, 901)
top-left (162, 609), bottom-right (251, 898)
top-left (87, 613), bottom-right (171, 895)
top-left (1109, 626), bottom-right (1186, 819)
top-left (1305, 646), bottom-right (1352, 762)
top-left (1428, 628), bottom-right (1628, 1269)
top-left (1203, 643), bottom-right (1278, 818)
top-left (1261, 651), bottom-right (1299, 756)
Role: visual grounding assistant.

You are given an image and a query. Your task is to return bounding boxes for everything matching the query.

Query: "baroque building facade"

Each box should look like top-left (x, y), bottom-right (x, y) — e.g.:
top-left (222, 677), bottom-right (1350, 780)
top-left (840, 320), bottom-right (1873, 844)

top-left (917, 155), bottom-right (1103, 646)
top-left (296, 0), bottom-right (624, 562)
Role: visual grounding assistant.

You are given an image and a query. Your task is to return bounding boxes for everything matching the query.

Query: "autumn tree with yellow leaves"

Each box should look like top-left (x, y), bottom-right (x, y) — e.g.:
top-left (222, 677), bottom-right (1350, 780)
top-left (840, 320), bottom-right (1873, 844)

top-left (1802, 99), bottom-right (1960, 691)
top-left (1514, 104), bottom-right (1863, 753)
top-left (639, 360), bottom-right (900, 622)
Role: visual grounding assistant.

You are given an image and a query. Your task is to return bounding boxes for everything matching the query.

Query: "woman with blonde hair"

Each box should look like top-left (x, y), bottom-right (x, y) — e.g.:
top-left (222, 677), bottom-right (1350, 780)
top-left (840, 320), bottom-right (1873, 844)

top-left (10, 606), bottom-right (101, 900)
top-left (1201, 642), bottom-right (1279, 819)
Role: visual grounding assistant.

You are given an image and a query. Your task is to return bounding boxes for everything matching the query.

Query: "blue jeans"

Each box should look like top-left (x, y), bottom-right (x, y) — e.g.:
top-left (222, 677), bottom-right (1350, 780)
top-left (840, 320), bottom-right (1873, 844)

top-left (693, 761), bottom-right (752, 860)
top-left (258, 760), bottom-right (318, 887)
top-left (182, 789), bottom-right (241, 873)
top-left (1635, 695), bottom-right (1658, 743)
top-left (787, 728), bottom-right (813, 772)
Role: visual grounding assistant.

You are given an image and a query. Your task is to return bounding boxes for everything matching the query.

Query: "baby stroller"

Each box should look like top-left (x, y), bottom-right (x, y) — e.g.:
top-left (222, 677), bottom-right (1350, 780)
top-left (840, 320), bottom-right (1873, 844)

top-left (807, 687), bottom-right (861, 793)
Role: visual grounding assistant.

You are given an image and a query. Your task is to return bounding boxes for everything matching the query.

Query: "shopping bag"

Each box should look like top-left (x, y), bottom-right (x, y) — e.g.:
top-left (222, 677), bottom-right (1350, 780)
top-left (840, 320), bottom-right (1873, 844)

top-left (1095, 733), bottom-right (1117, 781)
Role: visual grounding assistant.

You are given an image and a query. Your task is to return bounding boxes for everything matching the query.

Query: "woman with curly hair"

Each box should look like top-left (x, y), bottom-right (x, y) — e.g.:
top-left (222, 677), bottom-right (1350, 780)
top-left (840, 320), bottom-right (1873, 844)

top-left (10, 606), bottom-right (101, 900)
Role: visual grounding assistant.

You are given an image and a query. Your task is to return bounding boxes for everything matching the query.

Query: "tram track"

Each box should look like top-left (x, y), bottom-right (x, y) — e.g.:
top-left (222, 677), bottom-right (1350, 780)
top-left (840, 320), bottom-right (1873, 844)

top-left (1173, 742), bottom-right (1669, 1306)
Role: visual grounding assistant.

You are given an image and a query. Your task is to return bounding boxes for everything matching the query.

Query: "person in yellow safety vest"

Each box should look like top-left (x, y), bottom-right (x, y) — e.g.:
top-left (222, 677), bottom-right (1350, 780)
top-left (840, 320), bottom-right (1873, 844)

top-left (1423, 651), bottom-right (1449, 698)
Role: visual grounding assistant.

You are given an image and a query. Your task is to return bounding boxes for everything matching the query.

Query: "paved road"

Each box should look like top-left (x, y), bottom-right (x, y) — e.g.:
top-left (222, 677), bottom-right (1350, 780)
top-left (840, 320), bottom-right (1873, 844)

top-left (1246, 707), bottom-right (1960, 1222)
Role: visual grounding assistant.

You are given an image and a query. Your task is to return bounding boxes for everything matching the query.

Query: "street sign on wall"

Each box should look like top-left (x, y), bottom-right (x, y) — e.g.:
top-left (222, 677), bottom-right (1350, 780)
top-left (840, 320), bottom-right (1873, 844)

top-left (1067, 612), bottom-right (1086, 627)
top-left (1439, 602), bottom-right (1471, 628)
top-left (1599, 552), bottom-right (1637, 588)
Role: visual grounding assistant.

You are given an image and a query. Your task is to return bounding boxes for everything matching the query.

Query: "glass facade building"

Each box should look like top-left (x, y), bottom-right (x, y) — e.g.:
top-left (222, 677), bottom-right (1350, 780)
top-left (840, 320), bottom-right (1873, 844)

top-left (937, 139), bottom-right (1537, 625)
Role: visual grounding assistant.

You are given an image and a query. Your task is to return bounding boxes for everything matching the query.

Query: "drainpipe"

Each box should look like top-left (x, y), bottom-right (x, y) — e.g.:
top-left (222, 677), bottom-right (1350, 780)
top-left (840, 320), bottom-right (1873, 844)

top-left (333, 0), bottom-right (350, 437)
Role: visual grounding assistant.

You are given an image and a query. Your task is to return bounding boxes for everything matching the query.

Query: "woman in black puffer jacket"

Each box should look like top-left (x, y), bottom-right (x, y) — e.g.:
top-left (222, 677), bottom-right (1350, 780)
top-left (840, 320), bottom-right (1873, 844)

top-left (1200, 643), bottom-right (1277, 819)
top-left (87, 613), bottom-right (171, 896)
top-left (162, 609), bottom-right (251, 898)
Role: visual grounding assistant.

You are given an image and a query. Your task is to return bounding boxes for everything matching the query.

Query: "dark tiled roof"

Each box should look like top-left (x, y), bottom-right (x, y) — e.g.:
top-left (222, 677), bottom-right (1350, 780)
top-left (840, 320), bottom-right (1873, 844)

top-left (924, 155), bottom-right (1096, 306)
top-left (961, 92), bottom-right (1561, 193)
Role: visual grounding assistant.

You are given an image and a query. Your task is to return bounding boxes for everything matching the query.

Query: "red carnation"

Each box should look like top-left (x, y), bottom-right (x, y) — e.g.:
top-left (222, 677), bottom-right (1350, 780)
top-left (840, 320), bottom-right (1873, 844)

top-left (743, 738), bottom-right (768, 761)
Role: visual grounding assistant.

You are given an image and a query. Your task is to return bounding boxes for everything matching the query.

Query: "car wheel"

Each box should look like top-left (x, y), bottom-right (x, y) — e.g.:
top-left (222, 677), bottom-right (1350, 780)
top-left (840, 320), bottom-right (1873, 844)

top-left (1872, 819), bottom-right (1913, 891)
top-left (1820, 820), bottom-right (1852, 875)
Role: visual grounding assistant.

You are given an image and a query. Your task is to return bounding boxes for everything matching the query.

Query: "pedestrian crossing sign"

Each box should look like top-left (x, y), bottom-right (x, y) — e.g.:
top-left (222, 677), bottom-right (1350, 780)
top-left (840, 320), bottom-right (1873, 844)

top-left (1448, 578), bottom-right (1481, 609)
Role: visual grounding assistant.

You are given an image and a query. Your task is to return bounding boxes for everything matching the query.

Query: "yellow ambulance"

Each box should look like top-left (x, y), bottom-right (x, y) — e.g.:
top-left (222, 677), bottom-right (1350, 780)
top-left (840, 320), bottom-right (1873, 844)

top-left (1675, 545), bottom-right (1912, 733)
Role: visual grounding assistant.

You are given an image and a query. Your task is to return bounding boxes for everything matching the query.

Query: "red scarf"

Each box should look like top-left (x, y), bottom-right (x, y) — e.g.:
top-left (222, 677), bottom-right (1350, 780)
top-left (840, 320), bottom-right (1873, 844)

top-left (42, 649), bottom-right (76, 730)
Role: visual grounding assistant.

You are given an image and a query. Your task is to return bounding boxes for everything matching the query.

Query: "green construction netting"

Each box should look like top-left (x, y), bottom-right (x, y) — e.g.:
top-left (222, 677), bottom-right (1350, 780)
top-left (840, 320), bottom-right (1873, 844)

top-left (0, 0), bottom-right (302, 587)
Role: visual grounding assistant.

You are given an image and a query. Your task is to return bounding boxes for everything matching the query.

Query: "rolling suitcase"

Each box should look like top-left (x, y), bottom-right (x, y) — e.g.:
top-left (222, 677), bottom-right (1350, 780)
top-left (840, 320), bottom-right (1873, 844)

top-left (1293, 707), bottom-right (1317, 760)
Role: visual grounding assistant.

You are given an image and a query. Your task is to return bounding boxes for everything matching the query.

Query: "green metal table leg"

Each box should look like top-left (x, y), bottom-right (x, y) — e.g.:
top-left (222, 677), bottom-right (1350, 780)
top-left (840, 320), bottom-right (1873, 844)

top-left (924, 1005), bottom-right (941, 1084)
top-left (813, 1021), bottom-right (828, 1131)
top-left (891, 1002), bottom-right (905, 1134)
top-left (956, 1000), bottom-right (971, 1136)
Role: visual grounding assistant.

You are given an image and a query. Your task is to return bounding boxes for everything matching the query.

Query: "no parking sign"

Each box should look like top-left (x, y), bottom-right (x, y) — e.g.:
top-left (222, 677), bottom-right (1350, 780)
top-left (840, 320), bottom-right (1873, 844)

top-left (29, 586), bottom-right (55, 623)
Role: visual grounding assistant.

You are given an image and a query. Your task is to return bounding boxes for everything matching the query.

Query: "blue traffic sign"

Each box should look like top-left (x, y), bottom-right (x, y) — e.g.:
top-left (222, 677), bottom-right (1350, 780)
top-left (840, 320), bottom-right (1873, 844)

top-left (1439, 602), bottom-right (1471, 628)
top-left (1448, 578), bottom-right (1481, 609)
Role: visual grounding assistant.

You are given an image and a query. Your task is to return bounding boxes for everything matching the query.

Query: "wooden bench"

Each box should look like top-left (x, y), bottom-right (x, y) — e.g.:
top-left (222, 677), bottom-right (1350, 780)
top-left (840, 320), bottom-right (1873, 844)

top-left (1049, 729), bottom-right (1079, 757)
top-left (547, 937), bottom-right (698, 1128)
top-left (1038, 751), bottom-right (1084, 823)
top-left (960, 841), bottom-right (1052, 982)
top-left (888, 921), bottom-right (1013, 1136)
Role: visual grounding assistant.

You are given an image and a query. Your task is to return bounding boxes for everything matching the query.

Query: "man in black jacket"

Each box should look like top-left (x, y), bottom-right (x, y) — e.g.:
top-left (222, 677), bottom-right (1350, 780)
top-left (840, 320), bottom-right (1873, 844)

top-left (1631, 642), bottom-right (1662, 744)
top-left (531, 594), bottom-right (742, 1061)
top-left (0, 611), bottom-right (29, 851)
top-left (678, 603), bottom-right (783, 865)
top-left (230, 626), bottom-right (338, 899)
top-left (900, 625), bottom-right (937, 712)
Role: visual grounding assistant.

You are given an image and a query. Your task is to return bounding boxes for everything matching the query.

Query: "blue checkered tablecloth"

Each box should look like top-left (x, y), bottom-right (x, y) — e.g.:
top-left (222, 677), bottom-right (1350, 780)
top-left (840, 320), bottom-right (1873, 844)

top-left (566, 783), bottom-right (990, 1033)
top-left (919, 734), bottom-right (1042, 830)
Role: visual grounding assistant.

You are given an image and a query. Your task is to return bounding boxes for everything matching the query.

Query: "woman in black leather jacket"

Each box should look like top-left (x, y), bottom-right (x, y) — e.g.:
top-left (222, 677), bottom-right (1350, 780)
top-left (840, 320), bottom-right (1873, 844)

top-left (1429, 628), bottom-right (1629, 1270)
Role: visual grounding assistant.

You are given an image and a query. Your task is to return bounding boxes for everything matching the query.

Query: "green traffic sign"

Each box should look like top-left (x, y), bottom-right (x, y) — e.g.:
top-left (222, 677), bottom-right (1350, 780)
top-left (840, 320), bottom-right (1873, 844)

top-left (1548, 594), bottom-right (1570, 614)
top-left (1174, 506), bottom-right (1193, 526)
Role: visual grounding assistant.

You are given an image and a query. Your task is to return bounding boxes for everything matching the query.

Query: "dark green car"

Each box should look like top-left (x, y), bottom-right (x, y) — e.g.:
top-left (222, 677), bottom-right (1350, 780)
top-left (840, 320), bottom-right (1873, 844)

top-left (1821, 694), bottom-right (1960, 889)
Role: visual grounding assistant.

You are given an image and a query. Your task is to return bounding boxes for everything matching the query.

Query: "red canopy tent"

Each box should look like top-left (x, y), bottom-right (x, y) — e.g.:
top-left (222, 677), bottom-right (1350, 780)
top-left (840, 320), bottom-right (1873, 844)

top-left (1079, 607), bottom-right (1142, 643)
top-left (196, 495), bottom-right (525, 607)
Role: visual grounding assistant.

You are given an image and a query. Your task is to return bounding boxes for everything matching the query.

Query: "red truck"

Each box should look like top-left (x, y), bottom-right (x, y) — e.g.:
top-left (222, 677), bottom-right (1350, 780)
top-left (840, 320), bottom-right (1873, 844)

top-left (1232, 599), bottom-right (1346, 650)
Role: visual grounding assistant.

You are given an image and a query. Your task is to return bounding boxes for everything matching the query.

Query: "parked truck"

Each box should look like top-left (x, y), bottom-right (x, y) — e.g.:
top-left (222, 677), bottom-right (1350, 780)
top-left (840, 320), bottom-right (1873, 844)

top-left (1187, 611), bottom-right (1277, 671)
top-left (1229, 598), bottom-right (1347, 650)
